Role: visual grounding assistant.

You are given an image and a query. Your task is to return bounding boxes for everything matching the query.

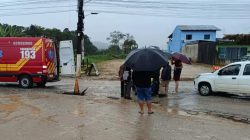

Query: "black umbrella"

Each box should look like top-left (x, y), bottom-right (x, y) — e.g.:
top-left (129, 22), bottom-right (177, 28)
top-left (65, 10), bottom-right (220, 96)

top-left (124, 48), bottom-right (171, 71)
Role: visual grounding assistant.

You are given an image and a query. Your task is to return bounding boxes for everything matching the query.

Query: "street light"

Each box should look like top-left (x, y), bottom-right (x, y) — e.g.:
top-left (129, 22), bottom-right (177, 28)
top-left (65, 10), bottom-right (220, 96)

top-left (81, 12), bottom-right (99, 67)
top-left (85, 12), bottom-right (99, 17)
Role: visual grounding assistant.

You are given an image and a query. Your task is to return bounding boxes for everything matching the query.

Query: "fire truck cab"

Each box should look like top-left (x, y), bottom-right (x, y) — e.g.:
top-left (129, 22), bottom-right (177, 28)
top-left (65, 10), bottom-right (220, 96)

top-left (0, 37), bottom-right (60, 88)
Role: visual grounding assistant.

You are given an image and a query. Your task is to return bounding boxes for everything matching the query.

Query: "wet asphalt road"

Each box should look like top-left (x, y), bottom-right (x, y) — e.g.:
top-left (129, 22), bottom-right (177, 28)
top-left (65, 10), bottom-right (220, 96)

top-left (0, 78), bottom-right (250, 140)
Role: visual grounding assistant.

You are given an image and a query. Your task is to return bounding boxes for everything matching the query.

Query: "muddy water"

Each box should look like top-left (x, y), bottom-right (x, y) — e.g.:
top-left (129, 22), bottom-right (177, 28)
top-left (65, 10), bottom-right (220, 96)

top-left (0, 95), bottom-right (22, 117)
top-left (0, 95), bottom-right (41, 118)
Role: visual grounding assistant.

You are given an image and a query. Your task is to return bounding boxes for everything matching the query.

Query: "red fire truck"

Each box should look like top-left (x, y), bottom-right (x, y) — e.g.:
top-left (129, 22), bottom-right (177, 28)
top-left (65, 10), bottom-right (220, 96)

top-left (0, 37), bottom-right (60, 88)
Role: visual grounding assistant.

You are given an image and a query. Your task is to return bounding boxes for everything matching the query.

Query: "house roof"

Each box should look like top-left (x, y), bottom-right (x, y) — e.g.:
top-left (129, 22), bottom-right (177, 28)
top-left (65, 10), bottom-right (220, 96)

top-left (177, 25), bottom-right (221, 31)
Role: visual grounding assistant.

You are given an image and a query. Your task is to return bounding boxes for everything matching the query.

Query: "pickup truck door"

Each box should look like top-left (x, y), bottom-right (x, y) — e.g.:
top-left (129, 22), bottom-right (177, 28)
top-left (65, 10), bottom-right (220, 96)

top-left (238, 63), bottom-right (250, 94)
top-left (214, 64), bottom-right (241, 93)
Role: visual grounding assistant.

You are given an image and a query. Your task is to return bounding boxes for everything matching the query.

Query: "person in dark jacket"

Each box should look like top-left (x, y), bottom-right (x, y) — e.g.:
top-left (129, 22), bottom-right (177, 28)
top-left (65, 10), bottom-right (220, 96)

top-left (123, 67), bottom-right (132, 99)
top-left (132, 71), bottom-right (154, 114)
top-left (151, 69), bottom-right (160, 97)
top-left (159, 62), bottom-right (171, 97)
top-left (118, 64), bottom-right (125, 97)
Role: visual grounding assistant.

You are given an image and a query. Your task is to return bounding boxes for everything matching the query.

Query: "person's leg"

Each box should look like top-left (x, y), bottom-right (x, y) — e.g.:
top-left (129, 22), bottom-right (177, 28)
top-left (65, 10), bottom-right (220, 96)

top-left (159, 80), bottom-right (167, 97)
top-left (146, 102), bottom-right (152, 113)
top-left (125, 81), bottom-right (132, 99)
top-left (121, 81), bottom-right (124, 97)
top-left (145, 88), bottom-right (153, 113)
top-left (136, 87), bottom-right (145, 113)
top-left (139, 102), bottom-right (144, 113)
top-left (175, 80), bottom-right (179, 93)
top-left (156, 77), bottom-right (160, 95)
top-left (166, 80), bottom-right (170, 94)
top-left (128, 81), bottom-right (132, 98)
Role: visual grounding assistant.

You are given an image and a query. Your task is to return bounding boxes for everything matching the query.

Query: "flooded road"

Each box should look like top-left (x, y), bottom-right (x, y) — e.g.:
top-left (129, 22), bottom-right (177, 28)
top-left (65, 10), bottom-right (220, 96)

top-left (0, 78), bottom-right (250, 140)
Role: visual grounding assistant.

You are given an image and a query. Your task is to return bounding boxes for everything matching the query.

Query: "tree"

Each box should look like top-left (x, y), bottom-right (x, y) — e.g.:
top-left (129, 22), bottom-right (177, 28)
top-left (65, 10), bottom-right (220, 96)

top-left (106, 31), bottom-right (138, 54)
top-left (24, 25), bottom-right (45, 37)
top-left (106, 31), bottom-right (125, 46)
top-left (107, 45), bottom-right (121, 54)
top-left (122, 34), bottom-right (138, 54)
top-left (223, 34), bottom-right (250, 45)
top-left (84, 35), bottom-right (98, 55)
top-left (0, 24), bottom-right (25, 37)
top-left (0, 22), bottom-right (98, 55)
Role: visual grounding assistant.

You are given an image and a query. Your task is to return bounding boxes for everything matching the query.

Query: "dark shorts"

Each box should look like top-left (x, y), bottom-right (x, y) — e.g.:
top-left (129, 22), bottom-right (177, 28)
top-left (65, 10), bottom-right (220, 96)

top-left (136, 87), bottom-right (152, 102)
top-left (173, 69), bottom-right (182, 81)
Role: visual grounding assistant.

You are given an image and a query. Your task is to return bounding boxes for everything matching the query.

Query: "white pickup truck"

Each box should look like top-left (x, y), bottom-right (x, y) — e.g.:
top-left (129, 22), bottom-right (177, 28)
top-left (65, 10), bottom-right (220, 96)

top-left (194, 61), bottom-right (250, 96)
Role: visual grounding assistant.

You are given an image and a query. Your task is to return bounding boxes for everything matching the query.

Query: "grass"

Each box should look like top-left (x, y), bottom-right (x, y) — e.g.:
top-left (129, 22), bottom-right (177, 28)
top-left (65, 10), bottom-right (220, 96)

top-left (85, 54), bottom-right (126, 64)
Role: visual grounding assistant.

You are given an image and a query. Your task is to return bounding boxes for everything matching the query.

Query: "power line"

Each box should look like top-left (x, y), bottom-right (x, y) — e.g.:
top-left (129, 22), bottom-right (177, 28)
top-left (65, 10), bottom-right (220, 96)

top-left (1, 8), bottom-right (250, 19)
top-left (0, 5), bottom-right (76, 11)
top-left (84, 9), bottom-right (250, 19)
top-left (0, 0), bottom-right (91, 7)
top-left (0, 0), bottom-right (72, 7)
top-left (0, 0), bottom-right (249, 19)
top-left (0, 9), bottom-right (75, 17)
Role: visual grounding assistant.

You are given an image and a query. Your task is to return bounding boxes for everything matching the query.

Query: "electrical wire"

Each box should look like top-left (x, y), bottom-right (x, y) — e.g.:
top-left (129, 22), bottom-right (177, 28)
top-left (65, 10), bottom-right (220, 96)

top-left (0, 9), bottom-right (76, 17)
top-left (0, 5), bottom-right (76, 11)
top-left (0, 0), bottom-right (249, 19)
top-left (0, 0), bottom-right (72, 7)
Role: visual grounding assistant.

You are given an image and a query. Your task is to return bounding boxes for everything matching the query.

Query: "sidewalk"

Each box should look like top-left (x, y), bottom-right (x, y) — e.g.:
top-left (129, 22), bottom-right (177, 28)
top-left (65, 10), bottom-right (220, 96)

top-left (180, 63), bottom-right (212, 80)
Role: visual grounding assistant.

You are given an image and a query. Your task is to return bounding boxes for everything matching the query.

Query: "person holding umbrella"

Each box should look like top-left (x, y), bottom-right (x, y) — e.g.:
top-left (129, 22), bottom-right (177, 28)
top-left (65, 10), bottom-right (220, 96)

top-left (171, 52), bottom-right (191, 93)
top-left (172, 58), bottom-right (183, 93)
top-left (132, 71), bottom-right (154, 114)
top-left (124, 48), bottom-right (172, 114)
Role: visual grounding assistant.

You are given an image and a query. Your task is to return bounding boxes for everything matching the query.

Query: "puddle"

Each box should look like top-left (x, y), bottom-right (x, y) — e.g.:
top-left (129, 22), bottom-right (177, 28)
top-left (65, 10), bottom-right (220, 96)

top-left (0, 96), bottom-right (22, 115)
top-left (0, 95), bottom-right (41, 117)
top-left (166, 106), bottom-right (250, 124)
top-left (107, 96), bottom-right (120, 100)
top-left (166, 108), bottom-right (192, 117)
top-left (44, 115), bottom-right (58, 123)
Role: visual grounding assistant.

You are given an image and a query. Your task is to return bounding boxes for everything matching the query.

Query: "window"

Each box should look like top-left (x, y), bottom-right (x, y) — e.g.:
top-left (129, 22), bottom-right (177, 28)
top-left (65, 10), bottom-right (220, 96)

top-left (243, 64), bottom-right (250, 75)
top-left (219, 64), bottom-right (241, 76)
top-left (204, 34), bottom-right (210, 40)
top-left (186, 34), bottom-right (192, 40)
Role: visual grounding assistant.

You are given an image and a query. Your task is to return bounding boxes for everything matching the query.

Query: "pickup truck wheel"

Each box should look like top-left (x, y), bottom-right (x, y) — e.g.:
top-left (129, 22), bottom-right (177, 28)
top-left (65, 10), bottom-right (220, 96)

top-left (199, 83), bottom-right (211, 96)
top-left (19, 75), bottom-right (33, 88)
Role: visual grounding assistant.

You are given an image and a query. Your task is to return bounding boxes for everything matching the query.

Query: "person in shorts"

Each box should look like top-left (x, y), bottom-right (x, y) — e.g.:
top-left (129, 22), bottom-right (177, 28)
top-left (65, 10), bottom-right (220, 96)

top-left (159, 62), bottom-right (171, 97)
top-left (172, 59), bottom-right (183, 93)
top-left (132, 71), bottom-right (154, 114)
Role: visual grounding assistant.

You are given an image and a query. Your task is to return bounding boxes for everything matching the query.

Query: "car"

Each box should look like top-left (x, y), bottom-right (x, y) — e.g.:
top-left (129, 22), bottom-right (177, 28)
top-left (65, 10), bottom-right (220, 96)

top-left (241, 55), bottom-right (250, 61)
top-left (194, 61), bottom-right (250, 96)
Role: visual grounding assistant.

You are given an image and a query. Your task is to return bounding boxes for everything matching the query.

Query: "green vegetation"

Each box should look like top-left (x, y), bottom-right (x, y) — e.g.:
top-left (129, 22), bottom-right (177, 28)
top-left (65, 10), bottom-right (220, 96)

top-left (223, 34), bottom-right (250, 45)
top-left (106, 31), bottom-right (138, 55)
top-left (85, 54), bottom-right (126, 64)
top-left (83, 30), bottom-right (137, 65)
top-left (0, 24), bottom-right (137, 64)
top-left (0, 23), bottom-right (98, 55)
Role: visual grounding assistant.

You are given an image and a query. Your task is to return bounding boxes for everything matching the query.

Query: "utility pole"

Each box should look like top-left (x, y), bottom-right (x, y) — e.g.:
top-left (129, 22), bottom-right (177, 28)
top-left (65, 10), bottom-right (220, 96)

top-left (76, 0), bottom-right (84, 77)
top-left (74, 0), bottom-right (84, 94)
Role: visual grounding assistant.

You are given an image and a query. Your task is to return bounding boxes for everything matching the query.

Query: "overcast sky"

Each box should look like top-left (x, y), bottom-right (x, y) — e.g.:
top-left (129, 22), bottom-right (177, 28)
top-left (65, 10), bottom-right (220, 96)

top-left (1, 0), bottom-right (250, 49)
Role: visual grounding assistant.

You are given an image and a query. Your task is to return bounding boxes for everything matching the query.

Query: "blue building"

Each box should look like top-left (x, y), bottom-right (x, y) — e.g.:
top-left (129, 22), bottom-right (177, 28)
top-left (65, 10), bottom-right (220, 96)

top-left (167, 25), bottom-right (220, 52)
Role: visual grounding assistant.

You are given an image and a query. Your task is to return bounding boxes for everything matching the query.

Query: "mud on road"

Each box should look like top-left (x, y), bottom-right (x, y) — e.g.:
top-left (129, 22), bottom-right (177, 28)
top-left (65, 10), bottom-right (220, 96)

top-left (1, 78), bottom-right (250, 140)
top-left (0, 59), bottom-right (250, 140)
